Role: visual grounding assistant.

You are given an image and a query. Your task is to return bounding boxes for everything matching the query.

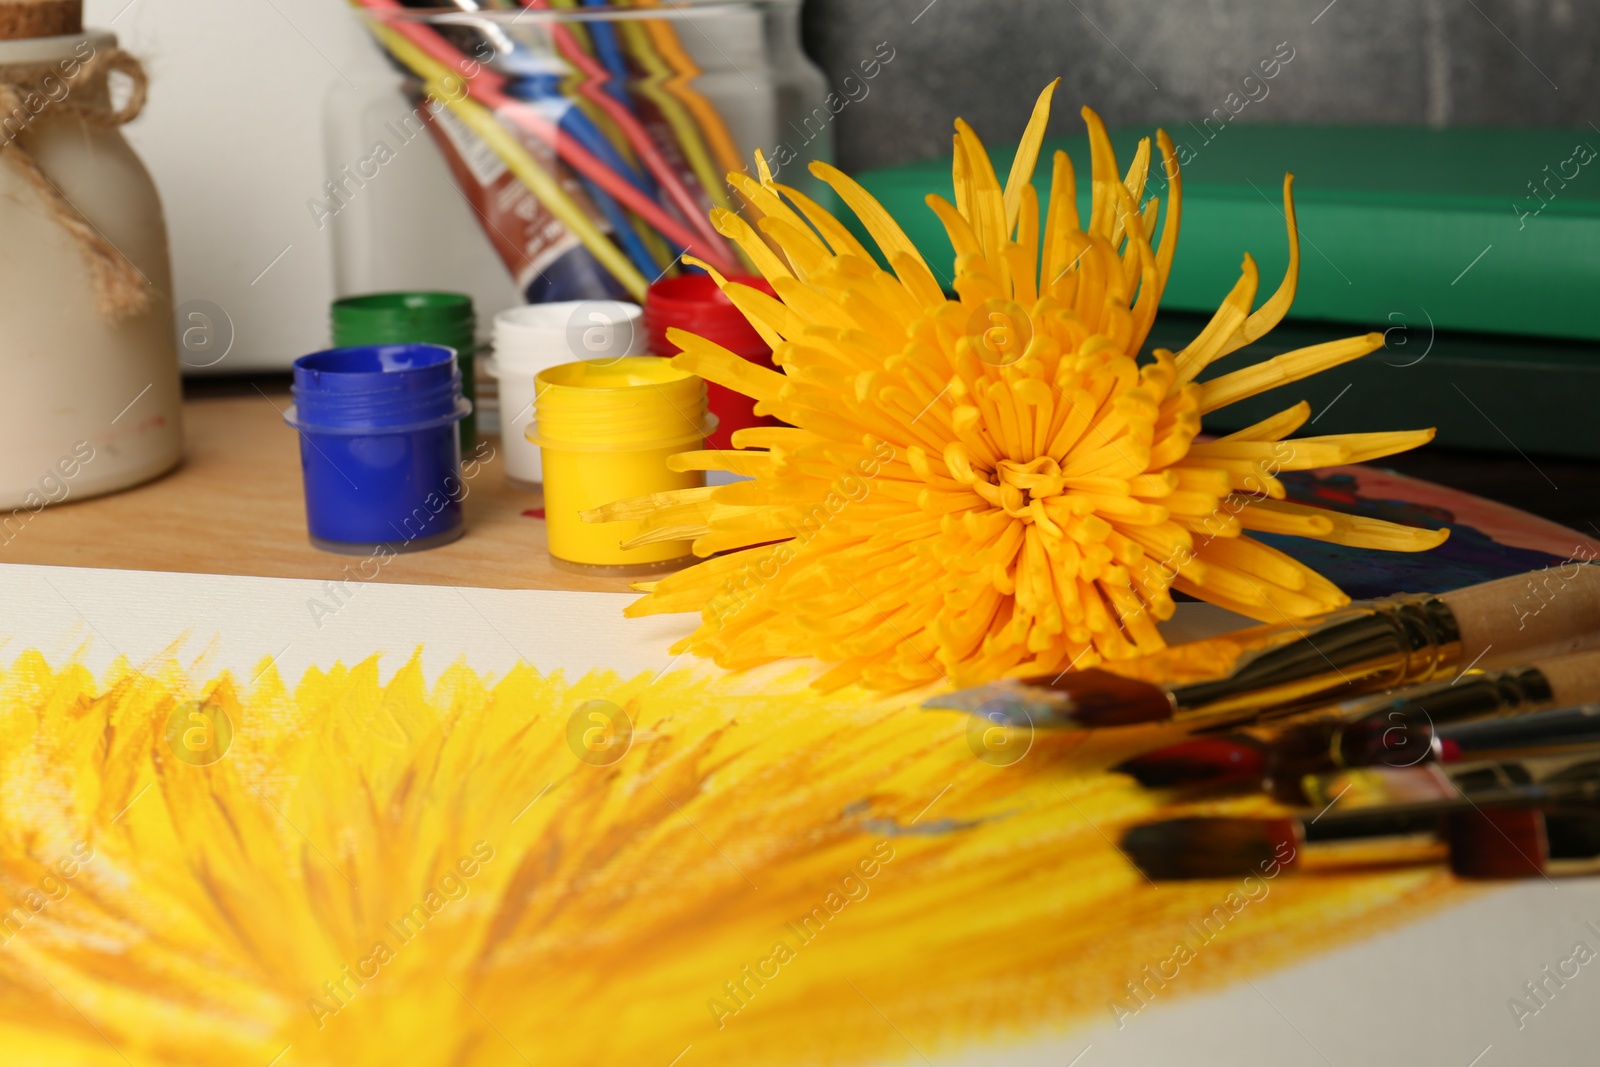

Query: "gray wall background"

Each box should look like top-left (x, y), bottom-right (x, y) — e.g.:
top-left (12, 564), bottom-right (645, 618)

top-left (800, 0), bottom-right (1595, 173)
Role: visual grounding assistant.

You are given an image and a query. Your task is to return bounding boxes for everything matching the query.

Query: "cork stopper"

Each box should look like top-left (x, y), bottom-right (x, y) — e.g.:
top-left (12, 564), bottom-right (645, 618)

top-left (0, 0), bottom-right (81, 41)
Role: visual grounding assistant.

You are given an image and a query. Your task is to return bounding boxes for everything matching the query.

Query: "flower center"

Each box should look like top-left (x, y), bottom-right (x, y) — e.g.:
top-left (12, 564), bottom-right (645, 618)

top-left (994, 456), bottom-right (1065, 517)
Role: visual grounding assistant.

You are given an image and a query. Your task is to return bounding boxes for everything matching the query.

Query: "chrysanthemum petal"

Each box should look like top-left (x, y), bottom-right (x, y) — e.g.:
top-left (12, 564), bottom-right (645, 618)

top-left (1174, 255), bottom-right (1259, 385)
top-left (1220, 401), bottom-right (1312, 442)
top-left (1236, 497), bottom-right (1451, 552)
top-left (666, 330), bottom-right (788, 402)
top-left (1216, 173), bottom-right (1301, 360)
top-left (1003, 78), bottom-right (1060, 234)
top-left (810, 160), bottom-right (944, 299)
top-left (1286, 428), bottom-right (1438, 465)
top-left (710, 207), bottom-right (794, 284)
top-left (770, 180), bottom-right (876, 262)
top-left (1198, 333), bottom-right (1385, 414)
top-left (581, 485), bottom-right (718, 523)
top-left (954, 118), bottom-right (1007, 261)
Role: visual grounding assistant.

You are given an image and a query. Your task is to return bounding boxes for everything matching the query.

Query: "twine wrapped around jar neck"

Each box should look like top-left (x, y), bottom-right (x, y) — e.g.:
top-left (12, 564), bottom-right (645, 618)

top-left (0, 46), bottom-right (152, 321)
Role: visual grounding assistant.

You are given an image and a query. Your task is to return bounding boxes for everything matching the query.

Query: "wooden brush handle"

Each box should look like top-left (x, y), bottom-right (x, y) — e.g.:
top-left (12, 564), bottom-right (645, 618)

top-left (1538, 648), bottom-right (1600, 706)
top-left (1441, 564), bottom-right (1600, 666)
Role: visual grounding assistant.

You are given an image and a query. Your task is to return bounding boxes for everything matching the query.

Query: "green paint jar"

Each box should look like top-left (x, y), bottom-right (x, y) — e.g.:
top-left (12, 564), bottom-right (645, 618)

top-left (331, 292), bottom-right (478, 451)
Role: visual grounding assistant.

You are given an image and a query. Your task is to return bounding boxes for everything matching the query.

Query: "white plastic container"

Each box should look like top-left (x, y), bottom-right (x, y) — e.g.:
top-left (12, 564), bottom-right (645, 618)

top-left (487, 300), bottom-right (644, 488)
top-left (0, 29), bottom-right (183, 511)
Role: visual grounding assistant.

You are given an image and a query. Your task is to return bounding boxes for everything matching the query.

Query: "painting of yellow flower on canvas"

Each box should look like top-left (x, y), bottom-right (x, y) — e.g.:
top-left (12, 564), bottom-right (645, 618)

top-left (0, 649), bottom-right (1459, 1067)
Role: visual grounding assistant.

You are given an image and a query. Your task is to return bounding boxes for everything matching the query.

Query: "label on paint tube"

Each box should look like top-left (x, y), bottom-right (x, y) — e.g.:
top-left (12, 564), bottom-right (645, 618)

top-left (415, 88), bottom-right (623, 303)
top-left (432, 105), bottom-right (507, 187)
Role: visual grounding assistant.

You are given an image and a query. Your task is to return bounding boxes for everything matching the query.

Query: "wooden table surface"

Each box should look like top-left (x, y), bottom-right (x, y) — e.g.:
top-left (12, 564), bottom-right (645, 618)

top-left (1, 382), bottom-right (634, 594)
top-left (12, 380), bottom-right (1597, 599)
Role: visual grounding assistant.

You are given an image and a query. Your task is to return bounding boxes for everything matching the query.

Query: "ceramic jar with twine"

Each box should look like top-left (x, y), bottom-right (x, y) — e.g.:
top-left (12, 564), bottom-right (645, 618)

top-left (0, 0), bottom-right (184, 510)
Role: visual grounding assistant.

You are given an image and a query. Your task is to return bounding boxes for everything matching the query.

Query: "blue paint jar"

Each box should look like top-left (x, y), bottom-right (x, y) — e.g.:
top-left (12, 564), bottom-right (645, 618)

top-left (285, 344), bottom-right (471, 554)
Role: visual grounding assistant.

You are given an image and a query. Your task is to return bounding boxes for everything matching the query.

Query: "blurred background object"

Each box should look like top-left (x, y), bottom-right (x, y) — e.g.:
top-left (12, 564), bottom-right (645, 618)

top-left (800, 0), bottom-right (1598, 173)
top-left (85, 0), bottom-right (830, 374)
top-left (91, 0), bottom-right (1598, 372)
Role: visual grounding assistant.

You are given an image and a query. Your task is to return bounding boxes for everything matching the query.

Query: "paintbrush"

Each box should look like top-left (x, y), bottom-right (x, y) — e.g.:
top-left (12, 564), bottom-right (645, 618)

top-left (1299, 727), bottom-right (1600, 809)
top-left (1120, 647), bottom-right (1600, 793)
top-left (352, 0), bottom-right (738, 277)
top-left (925, 564), bottom-right (1600, 731)
top-left (1449, 805), bottom-right (1600, 878)
top-left (1111, 699), bottom-right (1356, 790)
top-left (1113, 732), bottom-right (1274, 790)
top-left (1120, 776), bottom-right (1600, 880)
top-left (1262, 649), bottom-right (1600, 802)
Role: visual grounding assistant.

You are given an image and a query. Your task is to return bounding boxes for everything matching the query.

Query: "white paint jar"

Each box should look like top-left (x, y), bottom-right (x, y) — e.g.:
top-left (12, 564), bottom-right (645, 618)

top-left (0, 29), bottom-right (182, 512)
top-left (486, 300), bottom-right (644, 489)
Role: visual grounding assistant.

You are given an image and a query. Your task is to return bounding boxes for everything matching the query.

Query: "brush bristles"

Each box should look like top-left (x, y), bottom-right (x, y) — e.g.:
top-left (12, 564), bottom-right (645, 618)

top-left (1049, 669), bottom-right (1176, 728)
top-left (1545, 809), bottom-right (1600, 860)
top-left (1336, 716), bottom-right (1432, 768)
top-left (1263, 720), bottom-right (1342, 803)
top-left (1121, 816), bottom-right (1298, 880)
top-left (1445, 807), bottom-right (1548, 878)
top-left (1115, 736), bottom-right (1265, 789)
top-left (1544, 809), bottom-right (1600, 876)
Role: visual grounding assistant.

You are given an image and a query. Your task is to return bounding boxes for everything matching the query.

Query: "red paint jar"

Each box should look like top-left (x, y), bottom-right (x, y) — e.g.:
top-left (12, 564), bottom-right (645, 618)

top-left (644, 274), bottom-right (779, 451)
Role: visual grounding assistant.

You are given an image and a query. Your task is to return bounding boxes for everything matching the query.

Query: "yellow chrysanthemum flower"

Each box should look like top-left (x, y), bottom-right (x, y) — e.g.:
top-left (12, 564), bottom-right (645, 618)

top-left (606, 81), bottom-right (1447, 692)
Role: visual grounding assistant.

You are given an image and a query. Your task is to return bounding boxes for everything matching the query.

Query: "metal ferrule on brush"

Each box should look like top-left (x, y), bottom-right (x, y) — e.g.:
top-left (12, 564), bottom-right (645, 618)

top-left (1327, 664), bottom-right (1556, 769)
top-left (1261, 664), bottom-right (1567, 805)
top-left (1163, 594), bottom-right (1465, 725)
top-left (1446, 750), bottom-right (1600, 793)
top-left (1304, 747), bottom-right (1600, 808)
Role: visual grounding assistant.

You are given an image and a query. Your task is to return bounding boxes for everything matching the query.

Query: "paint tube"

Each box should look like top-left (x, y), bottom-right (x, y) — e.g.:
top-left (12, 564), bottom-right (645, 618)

top-left (417, 87), bottom-right (626, 302)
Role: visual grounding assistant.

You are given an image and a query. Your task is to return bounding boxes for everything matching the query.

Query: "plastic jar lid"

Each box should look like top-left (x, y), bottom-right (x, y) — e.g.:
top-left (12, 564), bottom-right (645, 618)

top-left (332, 292), bottom-right (477, 351)
top-left (644, 273), bottom-right (775, 357)
top-left (491, 299), bottom-right (645, 375)
top-left (287, 344), bottom-right (470, 435)
top-left (531, 356), bottom-right (715, 451)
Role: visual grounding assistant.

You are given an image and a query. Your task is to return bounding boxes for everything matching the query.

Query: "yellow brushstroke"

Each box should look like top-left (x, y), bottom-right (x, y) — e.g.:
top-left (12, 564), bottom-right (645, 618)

top-left (0, 651), bottom-right (1463, 1066)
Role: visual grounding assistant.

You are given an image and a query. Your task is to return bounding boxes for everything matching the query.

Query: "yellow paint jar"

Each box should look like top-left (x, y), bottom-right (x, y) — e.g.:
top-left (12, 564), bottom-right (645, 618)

top-left (530, 357), bottom-right (715, 576)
